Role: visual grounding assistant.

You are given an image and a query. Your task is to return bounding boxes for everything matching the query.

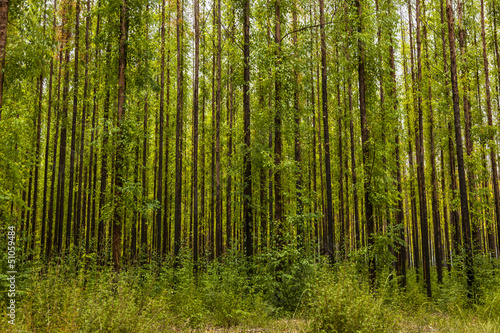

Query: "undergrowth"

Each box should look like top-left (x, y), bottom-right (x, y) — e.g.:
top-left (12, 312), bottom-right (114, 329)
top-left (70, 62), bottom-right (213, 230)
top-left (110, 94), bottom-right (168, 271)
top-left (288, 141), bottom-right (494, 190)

top-left (1, 248), bottom-right (500, 332)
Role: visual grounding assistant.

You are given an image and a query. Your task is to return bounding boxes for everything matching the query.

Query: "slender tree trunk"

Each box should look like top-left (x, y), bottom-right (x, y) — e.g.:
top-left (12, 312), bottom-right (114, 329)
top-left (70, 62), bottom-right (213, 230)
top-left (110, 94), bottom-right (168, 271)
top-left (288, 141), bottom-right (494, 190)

top-left (319, 0), bottom-right (334, 263)
top-left (66, 0), bottom-right (80, 251)
top-left (227, 64), bottom-right (234, 251)
top-left (76, 0), bottom-right (91, 249)
top-left (243, 0), bottom-right (253, 258)
top-left (98, 44), bottom-right (111, 263)
top-left (337, 84), bottom-right (344, 258)
top-left (480, 0), bottom-right (500, 259)
top-left (141, 3), bottom-right (149, 255)
top-left (41, 0), bottom-right (57, 257)
top-left (348, 79), bottom-right (360, 250)
top-left (415, 0), bottom-right (432, 297)
top-left (55, 1), bottom-right (72, 254)
top-left (292, 2), bottom-right (303, 247)
top-left (46, 46), bottom-right (63, 259)
top-left (422, 7), bottom-right (443, 284)
top-left (273, 0), bottom-right (284, 251)
top-left (215, 0), bottom-right (222, 258)
top-left (113, 0), bottom-right (128, 272)
top-left (193, 0), bottom-right (200, 268)
top-left (356, 0), bottom-right (375, 287)
top-left (156, 0), bottom-right (166, 254)
top-left (174, 0), bottom-right (184, 264)
top-left (445, 0), bottom-right (475, 298)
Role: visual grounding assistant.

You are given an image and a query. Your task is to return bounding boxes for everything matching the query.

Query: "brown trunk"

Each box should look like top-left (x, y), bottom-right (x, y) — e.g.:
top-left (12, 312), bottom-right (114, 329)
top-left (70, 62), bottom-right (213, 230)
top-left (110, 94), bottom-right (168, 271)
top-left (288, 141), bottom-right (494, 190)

top-left (155, 0), bottom-right (166, 254)
top-left (41, 0), bottom-right (58, 257)
top-left (215, 0), bottom-right (222, 258)
top-left (337, 84), bottom-right (344, 258)
top-left (227, 64), bottom-right (234, 251)
top-left (319, 0), bottom-right (334, 263)
top-left (445, 0), bottom-right (475, 298)
top-left (66, 0), bottom-right (80, 250)
top-left (356, 0), bottom-right (374, 287)
top-left (55, 1), bottom-right (72, 254)
top-left (423, 7), bottom-right (443, 284)
top-left (348, 79), bottom-right (360, 250)
top-left (243, 0), bottom-right (253, 258)
top-left (86, 4), bottom-right (101, 254)
top-left (174, 0), bottom-right (184, 263)
top-left (193, 0), bottom-right (200, 267)
top-left (274, 0), bottom-right (284, 251)
top-left (292, 4), bottom-right (303, 246)
top-left (46, 46), bottom-right (63, 259)
top-left (415, 0), bottom-right (432, 297)
top-left (76, 0), bottom-right (91, 249)
top-left (113, 0), bottom-right (127, 272)
top-left (480, 0), bottom-right (500, 259)
top-left (98, 44), bottom-right (111, 263)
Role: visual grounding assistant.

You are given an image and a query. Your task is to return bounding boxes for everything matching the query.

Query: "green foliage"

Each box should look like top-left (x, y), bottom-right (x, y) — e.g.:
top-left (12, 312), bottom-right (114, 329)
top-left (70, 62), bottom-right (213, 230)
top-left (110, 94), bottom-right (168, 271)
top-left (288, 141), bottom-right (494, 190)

top-left (308, 263), bottom-right (395, 333)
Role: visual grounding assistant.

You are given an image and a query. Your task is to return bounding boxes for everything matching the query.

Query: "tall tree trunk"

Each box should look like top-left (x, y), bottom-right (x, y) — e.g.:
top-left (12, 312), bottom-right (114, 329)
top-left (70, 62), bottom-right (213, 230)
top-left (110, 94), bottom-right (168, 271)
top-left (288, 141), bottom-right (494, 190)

top-left (292, 2), bottom-right (303, 247)
top-left (41, 0), bottom-right (57, 257)
top-left (445, 0), bottom-right (475, 298)
top-left (66, 0), bottom-right (80, 251)
top-left (76, 0), bottom-right (91, 249)
top-left (193, 0), bottom-right (200, 268)
top-left (113, 0), bottom-right (128, 272)
top-left (98, 44), bottom-right (111, 263)
top-left (348, 79), bottom-right (360, 250)
top-left (227, 64), bottom-right (234, 251)
top-left (415, 0), bottom-right (432, 297)
top-left (480, 0), bottom-right (500, 259)
top-left (243, 0), bottom-right (253, 258)
top-left (163, 10), bottom-right (171, 255)
top-left (337, 84), bottom-right (344, 258)
top-left (55, 1), bottom-right (72, 255)
top-left (46, 46), bottom-right (63, 259)
top-left (215, 0), bottom-right (222, 258)
top-left (319, 0), bottom-right (334, 263)
top-left (86, 3), bottom-right (100, 254)
top-left (356, 0), bottom-right (375, 287)
top-left (174, 0), bottom-right (184, 263)
top-left (423, 5), bottom-right (443, 284)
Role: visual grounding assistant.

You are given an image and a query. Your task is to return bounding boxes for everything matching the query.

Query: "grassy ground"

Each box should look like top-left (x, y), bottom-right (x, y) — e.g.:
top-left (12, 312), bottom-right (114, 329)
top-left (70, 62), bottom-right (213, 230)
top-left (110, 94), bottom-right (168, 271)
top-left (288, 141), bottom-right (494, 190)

top-left (1, 253), bottom-right (499, 332)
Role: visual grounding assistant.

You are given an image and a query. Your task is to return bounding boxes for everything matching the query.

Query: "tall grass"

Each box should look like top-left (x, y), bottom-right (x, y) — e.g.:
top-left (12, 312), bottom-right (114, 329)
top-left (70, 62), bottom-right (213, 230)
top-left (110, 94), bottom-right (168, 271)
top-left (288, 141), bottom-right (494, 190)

top-left (1, 249), bottom-right (499, 332)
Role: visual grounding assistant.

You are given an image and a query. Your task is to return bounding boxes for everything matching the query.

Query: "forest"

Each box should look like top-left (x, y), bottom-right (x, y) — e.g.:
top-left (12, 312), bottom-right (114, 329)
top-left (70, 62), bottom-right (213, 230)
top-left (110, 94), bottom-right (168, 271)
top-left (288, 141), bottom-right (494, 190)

top-left (1, 0), bottom-right (500, 331)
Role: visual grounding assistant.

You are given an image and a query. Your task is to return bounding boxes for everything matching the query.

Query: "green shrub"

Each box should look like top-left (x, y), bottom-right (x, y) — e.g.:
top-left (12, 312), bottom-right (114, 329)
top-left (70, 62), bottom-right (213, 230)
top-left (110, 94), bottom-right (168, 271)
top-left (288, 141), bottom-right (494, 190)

top-left (309, 263), bottom-right (394, 333)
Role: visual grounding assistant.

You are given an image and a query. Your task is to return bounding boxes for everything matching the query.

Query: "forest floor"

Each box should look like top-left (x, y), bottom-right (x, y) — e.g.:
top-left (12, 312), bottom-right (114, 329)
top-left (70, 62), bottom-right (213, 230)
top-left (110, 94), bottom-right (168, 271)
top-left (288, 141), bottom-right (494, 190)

top-left (1, 256), bottom-right (499, 332)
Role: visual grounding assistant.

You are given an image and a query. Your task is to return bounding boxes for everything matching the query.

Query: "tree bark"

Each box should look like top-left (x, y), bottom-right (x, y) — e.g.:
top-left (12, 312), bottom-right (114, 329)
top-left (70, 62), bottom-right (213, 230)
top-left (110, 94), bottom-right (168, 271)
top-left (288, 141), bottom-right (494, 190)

top-left (480, 0), bottom-right (500, 260)
top-left (319, 0), bottom-right (335, 263)
top-left (445, 0), bottom-right (475, 298)
top-left (174, 0), bottom-right (184, 264)
top-left (356, 0), bottom-right (374, 287)
top-left (193, 0), bottom-right (200, 268)
top-left (66, 0), bottom-right (80, 250)
top-left (113, 0), bottom-right (128, 272)
top-left (243, 0), bottom-right (253, 258)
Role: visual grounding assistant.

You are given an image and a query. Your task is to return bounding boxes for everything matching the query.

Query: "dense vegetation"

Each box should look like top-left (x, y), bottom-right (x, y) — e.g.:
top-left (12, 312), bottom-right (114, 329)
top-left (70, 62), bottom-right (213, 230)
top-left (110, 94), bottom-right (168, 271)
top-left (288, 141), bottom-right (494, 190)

top-left (1, 0), bottom-right (500, 331)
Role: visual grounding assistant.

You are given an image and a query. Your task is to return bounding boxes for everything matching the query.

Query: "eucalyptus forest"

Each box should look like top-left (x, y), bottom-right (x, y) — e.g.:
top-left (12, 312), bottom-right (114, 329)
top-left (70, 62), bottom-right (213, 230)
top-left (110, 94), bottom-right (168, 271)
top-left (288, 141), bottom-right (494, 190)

top-left (1, 0), bottom-right (500, 331)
